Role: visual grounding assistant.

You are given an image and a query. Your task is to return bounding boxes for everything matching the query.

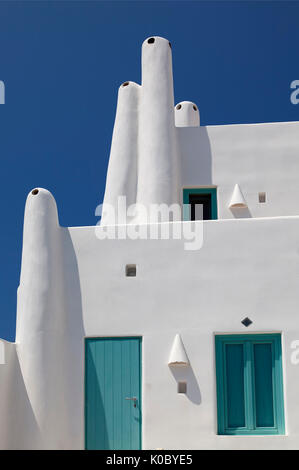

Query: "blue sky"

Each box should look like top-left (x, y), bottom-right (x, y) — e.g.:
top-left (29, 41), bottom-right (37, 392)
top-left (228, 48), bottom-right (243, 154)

top-left (0, 0), bottom-right (298, 341)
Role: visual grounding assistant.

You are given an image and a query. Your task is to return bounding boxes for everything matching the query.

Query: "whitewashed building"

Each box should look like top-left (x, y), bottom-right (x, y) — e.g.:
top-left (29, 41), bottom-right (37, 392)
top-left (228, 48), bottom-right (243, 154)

top-left (1, 36), bottom-right (299, 449)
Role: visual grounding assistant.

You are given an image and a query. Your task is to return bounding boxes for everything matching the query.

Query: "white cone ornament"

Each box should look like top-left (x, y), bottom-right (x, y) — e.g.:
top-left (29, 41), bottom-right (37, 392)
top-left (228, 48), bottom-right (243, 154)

top-left (229, 184), bottom-right (247, 209)
top-left (168, 334), bottom-right (190, 366)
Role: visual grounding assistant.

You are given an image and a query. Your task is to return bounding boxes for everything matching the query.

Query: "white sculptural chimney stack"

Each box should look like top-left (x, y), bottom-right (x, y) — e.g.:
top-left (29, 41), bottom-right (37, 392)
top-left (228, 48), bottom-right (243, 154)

top-left (101, 81), bottom-right (140, 225)
top-left (137, 36), bottom-right (180, 221)
top-left (15, 188), bottom-right (74, 449)
top-left (102, 36), bottom-right (181, 225)
top-left (175, 101), bottom-right (200, 127)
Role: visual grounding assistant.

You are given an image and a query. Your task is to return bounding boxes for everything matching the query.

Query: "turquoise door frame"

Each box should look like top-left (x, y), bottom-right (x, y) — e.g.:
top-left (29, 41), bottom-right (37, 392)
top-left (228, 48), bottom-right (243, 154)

top-left (215, 334), bottom-right (285, 435)
top-left (85, 337), bottom-right (142, 450)
top-left (183, 188), bottom-right (218, 220)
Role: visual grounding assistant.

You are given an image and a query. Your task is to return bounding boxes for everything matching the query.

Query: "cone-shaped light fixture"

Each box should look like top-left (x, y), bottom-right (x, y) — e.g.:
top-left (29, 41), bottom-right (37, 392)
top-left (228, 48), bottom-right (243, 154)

top-left (168, 334), bottom-right (190, 366)
top-left (229, 184), bottom-right (248, 209)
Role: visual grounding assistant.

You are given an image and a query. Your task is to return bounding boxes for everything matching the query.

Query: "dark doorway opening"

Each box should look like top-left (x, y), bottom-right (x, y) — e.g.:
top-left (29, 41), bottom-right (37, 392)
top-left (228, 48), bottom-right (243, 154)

top-left (189, 193), bottom-right (212, 220)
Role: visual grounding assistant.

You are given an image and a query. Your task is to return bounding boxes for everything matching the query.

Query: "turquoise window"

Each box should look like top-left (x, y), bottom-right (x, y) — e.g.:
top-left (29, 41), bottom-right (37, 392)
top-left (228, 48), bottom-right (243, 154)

top-left (183, 188), bottom-right (218, 221)
top-left (215, 334), bottom-right (285, 435)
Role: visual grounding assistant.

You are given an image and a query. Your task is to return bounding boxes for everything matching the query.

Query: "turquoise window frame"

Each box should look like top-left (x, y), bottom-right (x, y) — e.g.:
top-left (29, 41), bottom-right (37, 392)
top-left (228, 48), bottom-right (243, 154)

top-left (182, 188), bottom-right (218, 221)
top-left (215, 334), bottom-right (285, 436)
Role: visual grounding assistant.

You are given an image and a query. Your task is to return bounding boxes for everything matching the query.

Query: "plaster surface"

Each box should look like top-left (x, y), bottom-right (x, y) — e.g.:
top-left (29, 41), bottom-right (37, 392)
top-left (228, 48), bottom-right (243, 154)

top-left (64, 216), bottom-right (299, 449)
top-left (1, 35), bottom-right (299, 449)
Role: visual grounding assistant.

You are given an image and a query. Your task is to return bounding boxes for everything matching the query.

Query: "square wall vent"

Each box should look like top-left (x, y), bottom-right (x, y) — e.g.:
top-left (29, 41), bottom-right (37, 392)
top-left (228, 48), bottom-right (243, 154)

top-left (259, 192), bottom-right (266, 203)
top-left (178, 382), bottom-right (187, 394)
top-left (126, 264), bottom-right (136, 277)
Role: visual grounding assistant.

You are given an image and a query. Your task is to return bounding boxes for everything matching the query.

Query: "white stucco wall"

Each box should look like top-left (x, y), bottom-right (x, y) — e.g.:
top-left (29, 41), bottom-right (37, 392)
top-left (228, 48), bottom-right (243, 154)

top-left (0, 339), bottom-right (45, 449)
top-left (2, 198), bottom-right (299, 449)
top-left (3, 170), bottom-right (299, 449)
top-left (62, 215), bottom-right (299, 449)
top-left (0, 340), bottom-right (16, 448)
top-left (179, 121), bottom-right (299, 220)
top-left (1, 34), bottom-right (299, 450)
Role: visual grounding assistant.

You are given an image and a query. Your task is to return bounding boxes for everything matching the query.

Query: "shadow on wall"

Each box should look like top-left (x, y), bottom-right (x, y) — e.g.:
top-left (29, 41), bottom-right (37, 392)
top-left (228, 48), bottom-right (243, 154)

top-left (6, 229), bottom-right (85, 450)
top-left (5, 346), bottom-right (41, 449)
top-left (62, 229), bottom-right (85, 448)
top-left (169, 365), bottom-right (202, 405)
top-left (178, 127), bottom-right (254, 219)
top-left (229, 207), bottom-right (252, 219)
top-left (178, 127), bottom-right (212, 187)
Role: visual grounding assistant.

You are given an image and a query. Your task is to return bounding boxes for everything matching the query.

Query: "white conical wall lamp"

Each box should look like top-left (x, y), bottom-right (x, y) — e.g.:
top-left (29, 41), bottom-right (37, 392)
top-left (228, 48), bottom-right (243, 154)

top-left (168, 334), bottom-right (190, 366)
top-left (229, 184), bottom-right (248, 209)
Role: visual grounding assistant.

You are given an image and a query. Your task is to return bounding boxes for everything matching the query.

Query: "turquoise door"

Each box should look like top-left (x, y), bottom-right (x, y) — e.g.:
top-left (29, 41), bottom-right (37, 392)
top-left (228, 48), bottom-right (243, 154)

top-left (85, 337), bottom-right (142, 450)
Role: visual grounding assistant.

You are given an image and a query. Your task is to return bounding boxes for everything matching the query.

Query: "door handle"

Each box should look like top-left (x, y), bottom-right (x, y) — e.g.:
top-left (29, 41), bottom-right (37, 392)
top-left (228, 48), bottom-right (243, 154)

top-left (125, 397), bottom-right (137, 407)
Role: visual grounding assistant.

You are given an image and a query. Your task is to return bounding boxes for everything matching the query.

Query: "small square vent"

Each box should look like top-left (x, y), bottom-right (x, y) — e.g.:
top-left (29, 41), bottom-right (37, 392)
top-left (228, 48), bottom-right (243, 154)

top-left (178, 382), bottom-right (187, 394)
top-left (259, 192), bottom-right (266, 203)
top-left (126, 264), bottom-right (136, 277)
